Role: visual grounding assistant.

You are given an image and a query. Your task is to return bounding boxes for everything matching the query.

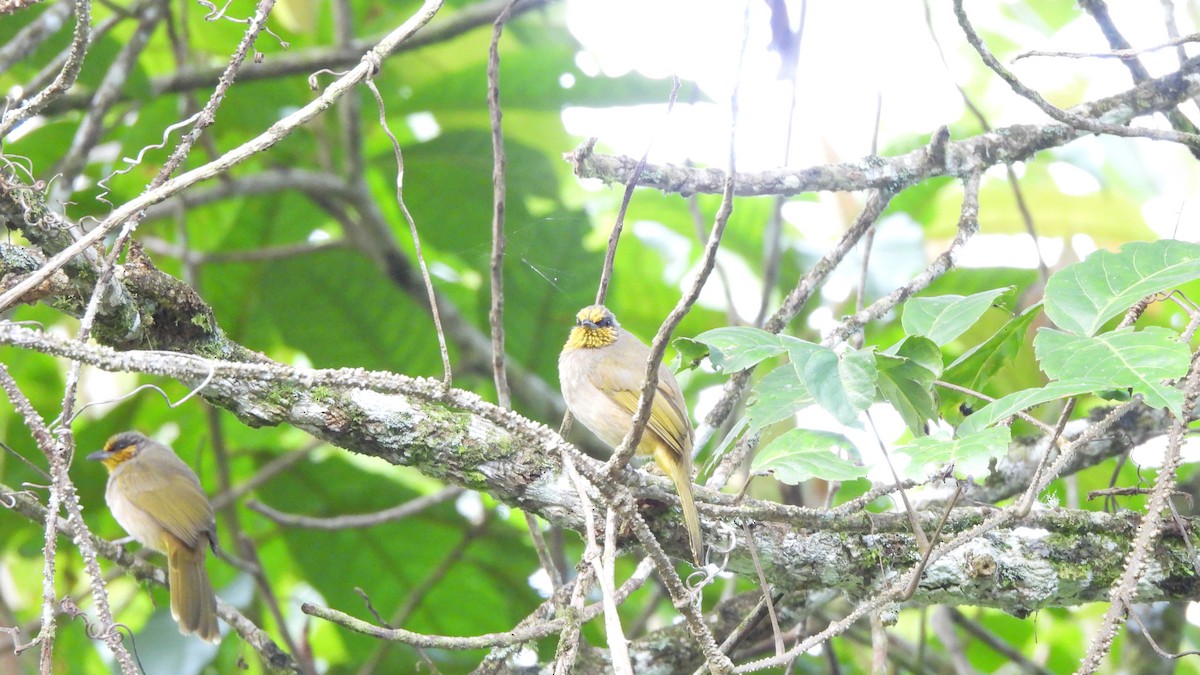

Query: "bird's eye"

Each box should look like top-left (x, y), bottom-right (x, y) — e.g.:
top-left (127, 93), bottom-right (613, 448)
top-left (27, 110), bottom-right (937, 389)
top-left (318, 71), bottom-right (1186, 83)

top-left (597, 316), bottom-right (612, 327)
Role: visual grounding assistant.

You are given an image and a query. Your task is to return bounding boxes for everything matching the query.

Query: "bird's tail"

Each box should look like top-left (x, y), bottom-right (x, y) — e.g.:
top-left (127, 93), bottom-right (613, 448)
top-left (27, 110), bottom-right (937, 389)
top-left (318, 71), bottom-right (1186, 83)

top-left (654, 446), bottom-right (704, 565)
top-left (167, 536), bottom-right (220, 642)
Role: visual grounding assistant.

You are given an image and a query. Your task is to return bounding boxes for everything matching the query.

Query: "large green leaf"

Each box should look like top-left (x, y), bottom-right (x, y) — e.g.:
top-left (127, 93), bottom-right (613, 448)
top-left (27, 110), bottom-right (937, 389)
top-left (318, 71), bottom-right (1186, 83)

top-left (1033, 326), bottom-right (1188, 413)
top-left (877, 337), bottom-right (941, 436)
top-left (1043, 240), bottom-right (1200, 336)
top-left (753, 429), bottom-right (868, 484)
top-left (957, 379), bottom-right (1115, 436)
top-left (255, 247), bottom-right (444, 374)
top-left (941, 303), bottom-right (1041, 417)
top-left (900, 427), bottom-right (1011, 479)
top-left (786, 339), bottom-right (876, 428)
top-left (901, 287), bottom-right (1012, 346)
top-left (694, 326), bottom-right (785, 372)
top-left (746, 363), bottom-right (813, 433)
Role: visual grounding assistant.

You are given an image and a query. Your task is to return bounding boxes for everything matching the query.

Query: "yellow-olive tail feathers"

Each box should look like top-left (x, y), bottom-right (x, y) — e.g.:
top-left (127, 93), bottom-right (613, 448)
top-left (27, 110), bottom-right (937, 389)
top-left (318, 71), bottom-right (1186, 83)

top-left (167, 537), bottom-right (219, 642)
top-left (654, 446), bottom-right (703, 565)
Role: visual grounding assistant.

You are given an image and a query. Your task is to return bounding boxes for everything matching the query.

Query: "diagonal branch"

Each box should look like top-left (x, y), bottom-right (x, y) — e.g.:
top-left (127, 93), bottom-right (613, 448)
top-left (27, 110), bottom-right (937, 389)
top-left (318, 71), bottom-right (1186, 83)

top-left (566, 55), bottom-right (1200, 196)
top-left (0, 0), bottom-right (446, 313)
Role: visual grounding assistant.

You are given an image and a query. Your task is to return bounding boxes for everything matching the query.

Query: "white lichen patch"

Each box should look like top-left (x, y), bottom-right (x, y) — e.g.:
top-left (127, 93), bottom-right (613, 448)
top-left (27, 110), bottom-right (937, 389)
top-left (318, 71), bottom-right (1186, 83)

top-left (1010, 526), bottom-right (1050, 541)
top-left (349, 388), bottom-right (414, 425)
top-left (521, 470), bottom-right (586, 529)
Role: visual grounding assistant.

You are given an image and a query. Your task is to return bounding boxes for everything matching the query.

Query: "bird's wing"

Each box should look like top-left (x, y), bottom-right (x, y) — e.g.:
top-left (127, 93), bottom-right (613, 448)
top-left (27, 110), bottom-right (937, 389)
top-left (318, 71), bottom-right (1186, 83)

top-left (601, 379), bottom-right (692, 457)
top-left (114, 465), bottom-right (214, 548)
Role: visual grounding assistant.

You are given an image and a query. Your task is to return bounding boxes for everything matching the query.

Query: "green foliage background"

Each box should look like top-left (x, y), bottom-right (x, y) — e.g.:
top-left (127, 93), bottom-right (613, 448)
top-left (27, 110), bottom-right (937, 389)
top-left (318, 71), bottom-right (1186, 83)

top-left (2, 0), bottom-right (1200, 673)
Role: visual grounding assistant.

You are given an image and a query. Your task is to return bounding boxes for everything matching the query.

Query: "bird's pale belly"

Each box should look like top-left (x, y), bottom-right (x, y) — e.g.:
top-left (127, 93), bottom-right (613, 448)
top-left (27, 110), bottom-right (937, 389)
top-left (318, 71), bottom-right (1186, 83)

top-left (106, 482), bottom-right (170, 553)
top-left (560, 364), bottom-right (657, 455)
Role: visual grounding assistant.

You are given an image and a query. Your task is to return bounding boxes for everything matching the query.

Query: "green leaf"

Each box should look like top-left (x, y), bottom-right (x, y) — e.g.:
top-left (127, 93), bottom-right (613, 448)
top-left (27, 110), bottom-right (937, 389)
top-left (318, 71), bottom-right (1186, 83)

top-left (694, 327), bottom-right (785, 372)
top-left (747, 363), bottom-right (812, 433)
top-left (902, 287), bottom-right (1012, 346)
top-left (942, 303), bottom-right (1041, 416)
top-left (877, 337), bottom-right (941, 436)
top-left (900, 427), bottom-right (1011, 479)
top-left (254, 248), bottom-right (442, 374)
top-left (671, 337), bottom-right (711, 371)
top-left (886, 335), bottom-right (944, 376)
top-left (957, 379), bottom-right (1115, 436)
top-left (1033, 326), bottom-right (1188, 413)
top-left (787, 339), bottom-right (876, 428)
top-left (1044, 240), bottom-right (1200, 336)
top-left (753, 429), bottom-right (868, 484)
top-left (702, 416), bottom-right (749, 479)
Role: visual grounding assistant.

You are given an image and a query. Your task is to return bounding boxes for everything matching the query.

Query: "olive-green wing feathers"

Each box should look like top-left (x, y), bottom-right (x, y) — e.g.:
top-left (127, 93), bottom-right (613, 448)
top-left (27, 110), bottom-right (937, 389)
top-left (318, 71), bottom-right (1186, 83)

top-left (595, 376), bottom-right (693, 457)
top-left (114, 464), bottom-right (214, 548)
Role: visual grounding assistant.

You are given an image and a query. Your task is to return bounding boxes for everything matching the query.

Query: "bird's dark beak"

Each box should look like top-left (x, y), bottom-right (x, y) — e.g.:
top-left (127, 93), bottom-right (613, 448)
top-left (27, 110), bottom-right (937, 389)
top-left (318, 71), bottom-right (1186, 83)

top-left (86, 450), bottom-right (107, 461)
top-left (581, 320), bottom-right (597, 329)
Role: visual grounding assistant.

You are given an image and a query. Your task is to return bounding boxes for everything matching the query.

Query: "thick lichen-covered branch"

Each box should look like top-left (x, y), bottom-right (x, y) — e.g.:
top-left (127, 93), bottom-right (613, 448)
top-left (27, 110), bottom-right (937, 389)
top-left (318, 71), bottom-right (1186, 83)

top-left (2, 321), bottom-right (1197, 611)
top-left (3, 186), bottom-right (1195, 612)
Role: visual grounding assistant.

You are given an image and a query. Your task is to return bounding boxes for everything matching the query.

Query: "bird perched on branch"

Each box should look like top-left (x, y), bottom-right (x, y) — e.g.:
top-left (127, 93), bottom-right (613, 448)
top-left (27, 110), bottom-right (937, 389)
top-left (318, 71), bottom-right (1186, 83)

top-left (558, 304), bottom-right (703, 564)
top-left (88, 431), bottom-right (220, 641)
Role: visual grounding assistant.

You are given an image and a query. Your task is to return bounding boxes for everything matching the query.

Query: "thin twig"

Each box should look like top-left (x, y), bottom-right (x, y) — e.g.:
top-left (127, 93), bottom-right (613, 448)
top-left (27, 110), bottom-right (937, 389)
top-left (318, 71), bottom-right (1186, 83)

top-left (606, 41), bottom-right (741, 477)
top-left (823, 170), bottom-right (981, 346)
top-left (52, 0), bottom-right (165, 201)
top-left (866, 410), bottom-right (929, 554)
top-left (247, 486), bottom-right (463, 529)
top-left (210, 443), bottom-right (317, 510)
top-left (901, 484), bottom-right (961, 601)
top-left (551, 559), bottom-right (594, 675)
top-left (355, 521), bottom-right (488, 675)
top-left (593, 78), bottom-right (682, 305)
top-left (362, 71), bottom-right (453, 390)
top-left (523, 512), bottom-right (562, 591)
top-left (142, 235), bottom-right (348, 264)
top-left (1127, 604), bottom-right (1200, 660)
top-left (1075, 0), bottom-right (1200, 153)
top-left (238, 534), bottom-right (318, 675)
top-left (303, 557), bottom-right (654, 650)
top-left (742, 523), bottom-right (782, 657)
top-left (946, 608), bottom-right (1053, 675)
top-left (561, 454), bottom-right (631, 673)
top-left (1161, 0), bottom-right (1189, 66)
top-left (0, 0), bottom-right (73, 78)
top-left (1014, 32), bottom-right (1200, 61)
top-left (486, 0), bottom-right (519, 409)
